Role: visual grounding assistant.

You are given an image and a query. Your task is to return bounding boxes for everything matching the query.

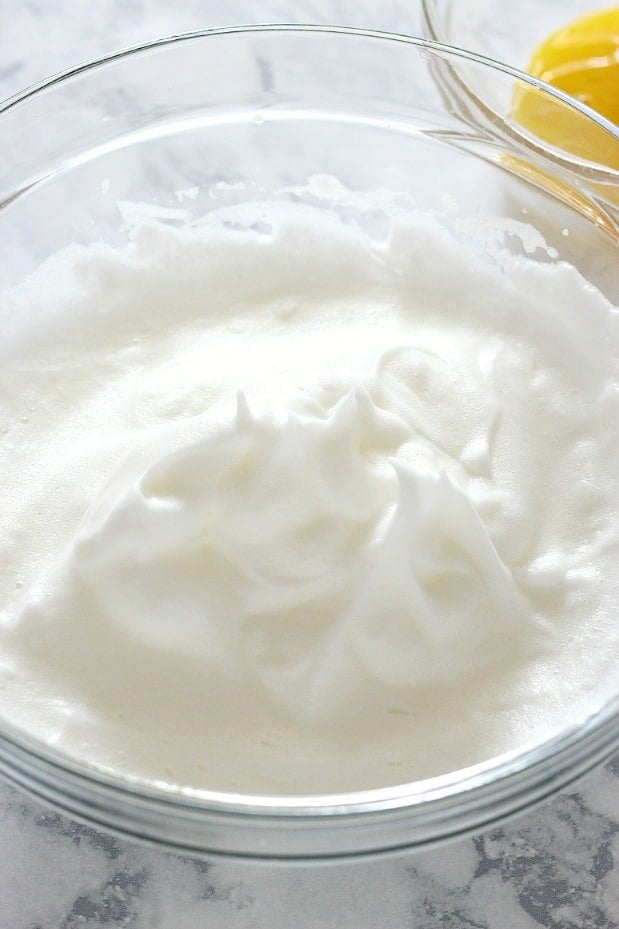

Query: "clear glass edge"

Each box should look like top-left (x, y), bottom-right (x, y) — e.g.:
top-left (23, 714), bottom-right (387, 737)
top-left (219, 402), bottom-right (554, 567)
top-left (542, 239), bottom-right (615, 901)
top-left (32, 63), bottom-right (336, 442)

top-left (0, 699), bottom-right (616, 861)
top-left (1, 22), bottom-right (618, 177)
top-left (0, 692), bottom-right (616, 819)
top-left (418, 2), bottom-right (619, 183)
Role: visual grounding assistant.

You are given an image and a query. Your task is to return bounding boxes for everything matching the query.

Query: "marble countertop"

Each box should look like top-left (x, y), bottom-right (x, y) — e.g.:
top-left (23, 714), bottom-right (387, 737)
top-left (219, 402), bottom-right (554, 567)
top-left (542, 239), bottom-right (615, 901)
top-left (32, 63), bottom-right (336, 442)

top-left (1, 3), bottom-right (617, 928)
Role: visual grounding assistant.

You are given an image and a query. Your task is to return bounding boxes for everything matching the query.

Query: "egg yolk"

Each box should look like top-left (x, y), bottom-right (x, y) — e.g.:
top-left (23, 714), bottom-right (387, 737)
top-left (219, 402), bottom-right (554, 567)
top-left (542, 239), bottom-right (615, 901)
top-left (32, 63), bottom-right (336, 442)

top-left (513, 7), bottom-right (619, 168)
top-left (528, 7), bottom-right (619, 123)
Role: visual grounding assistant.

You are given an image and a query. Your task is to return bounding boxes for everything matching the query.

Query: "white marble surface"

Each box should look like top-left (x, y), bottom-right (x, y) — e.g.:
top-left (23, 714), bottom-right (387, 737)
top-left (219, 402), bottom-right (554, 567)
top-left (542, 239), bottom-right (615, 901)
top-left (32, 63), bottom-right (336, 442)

top-left (0, 3), bottom-right (618, 928)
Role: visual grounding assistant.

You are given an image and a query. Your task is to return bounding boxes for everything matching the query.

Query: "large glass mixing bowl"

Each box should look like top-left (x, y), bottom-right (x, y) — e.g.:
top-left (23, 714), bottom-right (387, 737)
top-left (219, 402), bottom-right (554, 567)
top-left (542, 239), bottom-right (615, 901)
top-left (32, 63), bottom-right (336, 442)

top-left (0, 26), bottom-right (618, 862)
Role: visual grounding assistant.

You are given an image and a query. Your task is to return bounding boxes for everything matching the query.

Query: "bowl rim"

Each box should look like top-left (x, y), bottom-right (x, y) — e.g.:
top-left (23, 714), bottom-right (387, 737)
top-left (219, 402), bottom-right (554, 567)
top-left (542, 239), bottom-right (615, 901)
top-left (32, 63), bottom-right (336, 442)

top-left (1, 21), bottom-right (619, 160)
top-left (1, 691), bottom-right (617, 814)
top-left (419, 1), bottom-right (619, 178)
top-left (1, 693), bottom-right (617, 859)
top-left (0, 22), bottom-right (617, 858)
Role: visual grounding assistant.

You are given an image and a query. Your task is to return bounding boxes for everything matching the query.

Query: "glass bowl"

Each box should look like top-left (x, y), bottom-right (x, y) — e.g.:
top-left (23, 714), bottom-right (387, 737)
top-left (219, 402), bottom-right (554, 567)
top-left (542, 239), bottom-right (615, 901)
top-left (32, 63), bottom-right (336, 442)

top-left (422, 0), bottom-right (614, 74)
top-left (421, 0), bottom-right (619, 172)
top-left (0, 25), bottom-right (618, 862)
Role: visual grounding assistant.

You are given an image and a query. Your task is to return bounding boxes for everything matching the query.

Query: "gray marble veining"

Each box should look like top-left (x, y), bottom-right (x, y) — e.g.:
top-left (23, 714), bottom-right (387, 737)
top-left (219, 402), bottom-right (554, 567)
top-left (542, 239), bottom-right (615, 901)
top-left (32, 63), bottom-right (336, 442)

top-left (1, 762), bottom-right (617, 929)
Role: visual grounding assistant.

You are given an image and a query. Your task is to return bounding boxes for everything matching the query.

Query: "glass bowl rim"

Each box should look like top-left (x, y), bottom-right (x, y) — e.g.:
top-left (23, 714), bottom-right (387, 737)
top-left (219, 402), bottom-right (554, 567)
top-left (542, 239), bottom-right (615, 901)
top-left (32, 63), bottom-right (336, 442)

top-left (0, 692), bottom-right (617, 816)
top-left (1, 22), bottom-right (619, 166)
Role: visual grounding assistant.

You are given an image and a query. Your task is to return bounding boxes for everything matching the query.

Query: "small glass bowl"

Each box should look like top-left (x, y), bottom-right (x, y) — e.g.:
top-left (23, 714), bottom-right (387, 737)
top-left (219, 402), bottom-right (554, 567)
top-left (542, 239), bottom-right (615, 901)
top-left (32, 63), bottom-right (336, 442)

top-left (422, 0), bottom-right (613, 73)
top-left (421, 0), bottom-right (619, 171)
top-left (0, 26), bottom-right (618, 862)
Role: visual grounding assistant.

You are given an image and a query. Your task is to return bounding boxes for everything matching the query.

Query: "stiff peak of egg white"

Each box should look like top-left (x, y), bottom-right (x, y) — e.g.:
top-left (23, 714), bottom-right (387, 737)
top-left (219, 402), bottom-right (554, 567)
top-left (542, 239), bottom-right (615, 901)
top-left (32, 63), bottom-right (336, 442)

top-left (0, 200), bottom-right (617, 794)
top-left (38, 388), bottom-right (530, 724)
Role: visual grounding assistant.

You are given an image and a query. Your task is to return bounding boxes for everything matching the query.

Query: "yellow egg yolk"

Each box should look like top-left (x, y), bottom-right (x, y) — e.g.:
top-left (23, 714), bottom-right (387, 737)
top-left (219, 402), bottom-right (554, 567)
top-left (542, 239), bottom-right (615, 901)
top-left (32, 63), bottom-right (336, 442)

top-left (513, 7), bottom-right (619, 168)
top-left (529, 7), bottom-right (619, 123)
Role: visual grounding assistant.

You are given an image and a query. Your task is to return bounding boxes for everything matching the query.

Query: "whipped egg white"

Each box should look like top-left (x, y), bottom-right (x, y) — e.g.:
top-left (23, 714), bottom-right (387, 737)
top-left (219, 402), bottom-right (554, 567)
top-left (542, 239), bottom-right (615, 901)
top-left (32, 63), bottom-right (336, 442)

top-left (0, 197), bottom-right (617, 794)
